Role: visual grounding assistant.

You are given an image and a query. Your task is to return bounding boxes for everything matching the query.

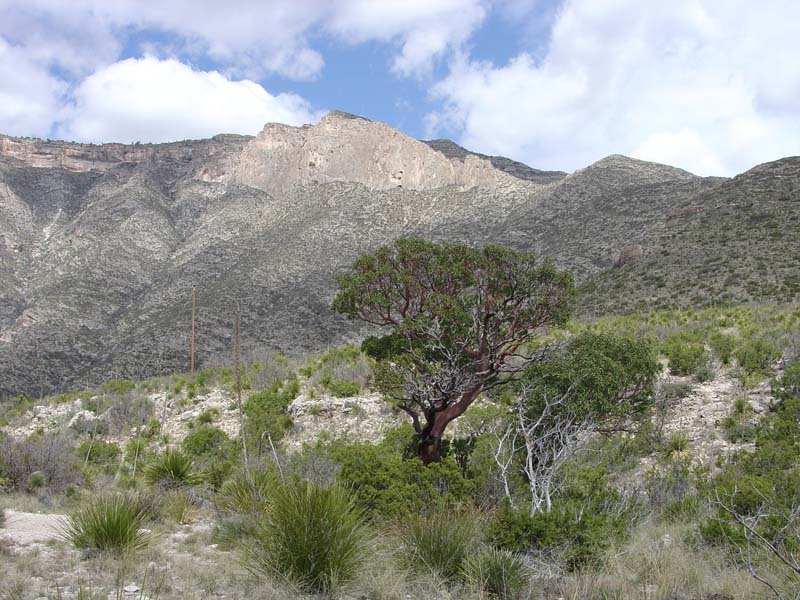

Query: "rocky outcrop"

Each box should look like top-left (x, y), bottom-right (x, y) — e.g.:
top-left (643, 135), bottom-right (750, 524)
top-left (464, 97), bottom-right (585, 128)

top-left (235, 111), bottom-right (522, 195)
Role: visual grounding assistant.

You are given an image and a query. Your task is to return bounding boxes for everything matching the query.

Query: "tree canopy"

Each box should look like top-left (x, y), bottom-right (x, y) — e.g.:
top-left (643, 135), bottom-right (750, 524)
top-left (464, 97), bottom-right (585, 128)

top-left (332, 238), bottom-right (575, 463)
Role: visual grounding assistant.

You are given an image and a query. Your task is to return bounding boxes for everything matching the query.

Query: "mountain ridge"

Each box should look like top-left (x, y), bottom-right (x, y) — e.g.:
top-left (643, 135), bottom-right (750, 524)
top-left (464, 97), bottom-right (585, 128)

top-left (0, 112), bottom-right (797, 399)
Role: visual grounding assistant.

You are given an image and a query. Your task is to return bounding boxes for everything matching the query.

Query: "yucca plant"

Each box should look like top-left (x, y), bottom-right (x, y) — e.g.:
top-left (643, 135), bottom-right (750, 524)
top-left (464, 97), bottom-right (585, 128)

top-left (217, 467), bottom-right (278, 514)
top-left (403, 508), bottom-right (479, 581)
top-left (463, 547), bottom-right (528, 599)
top-left (61, 493), bottom-right (151, 555)
top-left (144, 449), bottom-right (203, 488)
top-left (244, 480), bottom-right (370, 594)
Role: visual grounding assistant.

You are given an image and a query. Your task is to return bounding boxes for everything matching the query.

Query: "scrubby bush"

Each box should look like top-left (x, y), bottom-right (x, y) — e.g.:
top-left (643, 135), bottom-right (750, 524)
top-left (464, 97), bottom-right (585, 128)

top-left (62, 493), bottom-right (151, 555)
top-left (774, 358), bottom-right (800, 401)
top-left (182, 425), bottom-right (232, 458)
top-left (322, 377), bottom-right (361, 398)
top-left (76, 439), bottom-right (120, 466)
top-left (245, 481), bottom-right (370, 594)
top-left (463, 547), bottom-right (527, 599)
top-left (488, 465), bottom-right (636, 569)
top-left (663, 334), bottom-right (708, 376)
top-left (101, 379), bottom-right (136, 395)
top-left (403, 507), bottom-right (479, 580)
top-left (735, 336), bottom-right (781, 374)
top-left (0, 432), bottom-right (81, 492)
top-left (709, 331), bottom-right (737, 365)
top-left (243, 379), bottom-right (299, 450)
top-left (329, 435), bottom-right (472, 518)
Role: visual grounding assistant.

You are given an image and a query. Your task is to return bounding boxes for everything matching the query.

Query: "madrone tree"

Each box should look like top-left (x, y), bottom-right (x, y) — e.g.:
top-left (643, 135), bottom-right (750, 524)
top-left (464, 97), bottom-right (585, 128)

top-left (332, 238), bottom-right (574, 464)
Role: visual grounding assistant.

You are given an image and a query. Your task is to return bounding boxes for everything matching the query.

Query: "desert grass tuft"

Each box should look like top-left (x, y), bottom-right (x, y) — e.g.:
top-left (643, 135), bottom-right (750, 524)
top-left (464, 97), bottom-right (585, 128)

top-left (143, 449), bottom-right (202, 488)
top-left (243, 480), bottom-right (371, 594)
top-left (402, 507), bottom-right (479, 581)
top-left (61, 493), bottom-right (151, 555)
top-left (463, 547), bottom-right (528, 599)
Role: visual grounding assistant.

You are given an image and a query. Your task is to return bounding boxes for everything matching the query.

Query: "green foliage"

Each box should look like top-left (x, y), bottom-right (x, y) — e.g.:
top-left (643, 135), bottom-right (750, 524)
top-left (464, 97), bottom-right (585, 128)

top-left (663, 333), bottom-right (708, 376)
top-left (522, 332), bottom-right (661, 419)
top-left (26, 470), bottom-right (46, 490)
top-left (101, 379), bottom-right (136, 395)
top-left (665, 431), bottom-right (689, 455)
top-left (62, 493), bottom-right (151, 555)
top-left (735, 336), bottom-right (781, 374)
top-left (196, 408), bottom-right (219, 424)
top-left (488, 464), bottom-right (635, 569)
top-left (329, 437), bottom-right (472, 518)
top-left (709, 331), bottom-right (737, 365)
top-left (243, 379), bottom-right (299, 448)
top-left (144, 449), bottom-right (202, 488)
top-left (245, 480), bottom-right (370, 594)
top-left (702, 395), bottom-right (800, 547)
top-left (333, 239), bottom-right (575, 458)
top-left (322, 377), bottom-right (361, 398)
top-left (463, 547), bottom-right (527, 599)
top-left (402, 508), bottom-right (478, 580)
top-left (77, 440), bottom-right (120, 465)
top-left (182, 425), bottom-right (232, 458)
top-left (773, 358), bottom-right (800, 401)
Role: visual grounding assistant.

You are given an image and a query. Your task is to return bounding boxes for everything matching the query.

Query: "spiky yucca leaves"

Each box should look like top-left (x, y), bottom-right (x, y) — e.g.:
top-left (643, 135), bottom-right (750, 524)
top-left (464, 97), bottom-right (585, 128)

top-left (62, 493), bottom-right (151, 555)
top-left (463, 547), bottom-right (528, 599)
top-left (144, 449), bottom-right (202, 488)
top-left (244, 480), bottom-right (371, 594)
top-left (403, 508), bottom-right (479, 581)
top-left (218, 468), bottom-right (278, 514)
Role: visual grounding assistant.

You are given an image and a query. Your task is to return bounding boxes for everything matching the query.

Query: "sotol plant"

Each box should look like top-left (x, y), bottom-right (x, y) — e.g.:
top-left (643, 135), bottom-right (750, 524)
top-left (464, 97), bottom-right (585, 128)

top-left (61, 493), bottom-right (151, 555)
top-left (244, 480), bottom-right (370, 594)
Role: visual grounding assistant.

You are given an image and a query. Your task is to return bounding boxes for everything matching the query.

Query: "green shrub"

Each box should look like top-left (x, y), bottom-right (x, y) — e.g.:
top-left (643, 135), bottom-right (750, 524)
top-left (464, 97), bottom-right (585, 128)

top-left (26, 470), bottom-right (46, 490)
top-left (182, 425), bottom-right (232, 458)
top-left (243, 379), bottom-right (299, 448)
top-left (62, 493), bottom-right (151, 555)
top-left (663, 334), bottom-right (708, 376)
top-left (323, 378), bottom-right (361, 398)
top-left (488, 465), bottom-right (634, 569)
top-left (773, 359), bottom-right (800, 401)
top-left (708, 332), bottom-right (737, 365)
top-left (463, 547), bottom-right (527, 599)
top-left (330, 437), bottom-right (472, 518)
top-left (76, 440), bottom-right (120, 465)
top-left (197, 408), bottom-right (219, 424)
top-left (245, 481), bottom-right (370, 594)
top-left (665, 431), bottom-right (689, 455)
top-left (403, 508), bottom-right (478, 580)
top-left (144, 449), bottom-right (202, 488)
top-left (101, 379), bottom-right (136, 395)
top-left (735, 336), bottom-right (781, 374)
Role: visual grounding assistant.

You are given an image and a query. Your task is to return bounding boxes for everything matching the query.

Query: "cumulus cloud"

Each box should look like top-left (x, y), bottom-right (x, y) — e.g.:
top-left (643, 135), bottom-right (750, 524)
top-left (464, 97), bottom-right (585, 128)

top-left (0, 38), bottom-right (66, 138)
top-left (428, 0), bottom-right (800, 175)
top-left (56, 57), bottom-right (320, 143)
top-left (0, 0), bottom-right (487, 81)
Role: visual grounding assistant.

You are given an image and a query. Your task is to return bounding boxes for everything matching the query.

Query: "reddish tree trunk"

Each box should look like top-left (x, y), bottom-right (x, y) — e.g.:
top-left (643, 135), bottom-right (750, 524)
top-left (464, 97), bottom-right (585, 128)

top-left (416, 386), bottom-right (483, 464)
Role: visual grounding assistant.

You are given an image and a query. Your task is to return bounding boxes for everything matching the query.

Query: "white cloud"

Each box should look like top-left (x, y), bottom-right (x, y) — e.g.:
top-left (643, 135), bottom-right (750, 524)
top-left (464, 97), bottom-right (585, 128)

top-left (428, 0), bottom-right (800, 176)
top-left (57, 57), bottom-right (320, 143)
top-left (0, 38), bottom-right (66, 137)
top-left (0, 0), bottom-right (487, 81)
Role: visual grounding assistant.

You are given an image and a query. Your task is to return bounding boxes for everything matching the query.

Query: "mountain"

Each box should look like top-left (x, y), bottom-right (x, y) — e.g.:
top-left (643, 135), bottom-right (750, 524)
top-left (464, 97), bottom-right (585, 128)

top-left (0, 112), bottom-right (798, 399)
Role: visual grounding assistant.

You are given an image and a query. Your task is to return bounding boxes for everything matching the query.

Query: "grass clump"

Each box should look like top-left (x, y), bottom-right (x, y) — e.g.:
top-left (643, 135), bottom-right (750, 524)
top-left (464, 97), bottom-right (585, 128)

top-left (144, 449), bottom-right (202, 488)
top-left (463, 547), bottom-right (527, 599)
top-left (245, 480), bottom-right (370, 594)
top-left (403, 508), bottom-right (478, 581)
top-left (61, 493), bottom-right (151, 555)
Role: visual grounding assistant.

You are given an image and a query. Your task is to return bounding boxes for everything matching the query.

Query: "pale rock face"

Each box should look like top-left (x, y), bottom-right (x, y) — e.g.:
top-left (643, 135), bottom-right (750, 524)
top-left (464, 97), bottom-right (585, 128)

top-left (235, 112), bottom-right (510, 195)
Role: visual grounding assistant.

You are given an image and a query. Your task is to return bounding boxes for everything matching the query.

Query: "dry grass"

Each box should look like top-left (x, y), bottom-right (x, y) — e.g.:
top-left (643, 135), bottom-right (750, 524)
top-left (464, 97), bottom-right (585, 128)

top-left (552, 520), bottom-right (767, 600)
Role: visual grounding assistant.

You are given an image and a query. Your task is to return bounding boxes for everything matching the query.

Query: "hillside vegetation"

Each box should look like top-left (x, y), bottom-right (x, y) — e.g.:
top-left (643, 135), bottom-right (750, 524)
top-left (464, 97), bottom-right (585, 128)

top-left (1, 303), bottom-right (799, 599)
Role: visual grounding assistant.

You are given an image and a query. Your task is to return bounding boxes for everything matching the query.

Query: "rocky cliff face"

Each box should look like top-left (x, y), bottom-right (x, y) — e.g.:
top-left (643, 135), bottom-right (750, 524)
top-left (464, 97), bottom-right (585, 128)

top-left (0, 112), bottom-right (798, 399)
top-left (235, 111), bottom-right (527, 195)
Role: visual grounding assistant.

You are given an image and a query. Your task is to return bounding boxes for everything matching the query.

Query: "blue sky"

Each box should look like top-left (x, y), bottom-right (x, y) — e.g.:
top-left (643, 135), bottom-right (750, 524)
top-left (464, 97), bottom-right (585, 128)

top-left (1, 1), bottom-right (798, 175)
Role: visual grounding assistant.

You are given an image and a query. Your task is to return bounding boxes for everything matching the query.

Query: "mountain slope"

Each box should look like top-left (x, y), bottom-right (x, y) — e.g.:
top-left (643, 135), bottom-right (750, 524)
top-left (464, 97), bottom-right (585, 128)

top-left (0, 113), bottom-right (798, 399)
